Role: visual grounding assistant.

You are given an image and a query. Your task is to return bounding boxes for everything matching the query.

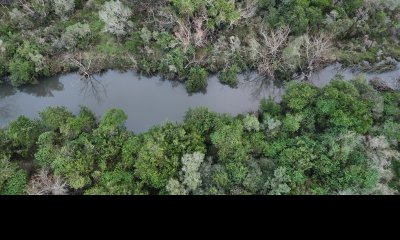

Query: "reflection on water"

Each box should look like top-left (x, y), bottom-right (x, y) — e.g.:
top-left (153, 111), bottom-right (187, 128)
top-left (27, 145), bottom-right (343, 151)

top-left (19, 76), bottom-right (64, 97)
top-left (0, 84), bottom-right (17, 99)
top-left (73, 76), bottom-right (107, 103)
top-left (0, 102), bottom-right (13, 119)
top-left (310, 62), bottom-right (400, 89)
top-left (0, 63), bottom-right (399, 133)
top-left (240, 72), bottom-right (286, 102)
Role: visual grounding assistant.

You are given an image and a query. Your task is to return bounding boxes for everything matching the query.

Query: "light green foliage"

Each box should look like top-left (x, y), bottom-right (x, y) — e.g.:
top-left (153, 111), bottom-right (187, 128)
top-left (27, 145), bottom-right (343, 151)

top-left (99, 109), bottom-right (128, 133)
top-left (260, 98), bottom-right (281, 116)
top-left (99, 0), bottom-right (132, 37)
top-left (85, 170), bottom-right (145, 195)
top-left (265, 167), bottom-right (291, 195)
top-left (243, 114), bottom-right (260, 132)
top-left (0, 169), bottom-right (27, 195)
top-left (166, 178), bottom-right (188, 195)
top-left (35, 131), bottom-right (57, 168)
top-left (60, 106), bottom-right (97, 139)
top-left (171, 0), bottom-right (241, 29)
top-left (282, 113), bottom-right (303, 133)
top-left (181, 152), bottom-right (205, 192)
top-left (211, 120), bottom-right (249, 162)
top-left (53, 0), bottom-right (75, 19)
top-left (184, 107), bottom-right (222, 135)
top-left (52, 135), bottom-right (96, 189)
top-left (283, 82), bottom-right (318, 111)
top-left (55, 23), bottom-right (91, 51)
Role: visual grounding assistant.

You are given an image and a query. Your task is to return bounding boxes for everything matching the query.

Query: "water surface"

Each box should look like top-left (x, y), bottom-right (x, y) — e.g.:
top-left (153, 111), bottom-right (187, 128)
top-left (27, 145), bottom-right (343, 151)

top-left (0, 63), bottom-right (399, 133)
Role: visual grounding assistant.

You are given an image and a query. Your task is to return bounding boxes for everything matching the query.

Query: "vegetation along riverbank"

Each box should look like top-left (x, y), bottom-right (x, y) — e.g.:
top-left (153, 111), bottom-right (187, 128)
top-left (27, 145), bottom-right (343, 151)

top-left (0, 0), bottom-right (399, 93)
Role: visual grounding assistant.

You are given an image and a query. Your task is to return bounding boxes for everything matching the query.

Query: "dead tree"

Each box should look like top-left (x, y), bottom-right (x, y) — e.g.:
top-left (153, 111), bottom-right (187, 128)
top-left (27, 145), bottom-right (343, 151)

top-left (257, 26), bottom-right (290, 79)
top-left (28, 169), bottom-right (68, 195)
top-left (69, 55), bottom-right (92, 79)
top-left (302, 33), bottom-right (332, 79)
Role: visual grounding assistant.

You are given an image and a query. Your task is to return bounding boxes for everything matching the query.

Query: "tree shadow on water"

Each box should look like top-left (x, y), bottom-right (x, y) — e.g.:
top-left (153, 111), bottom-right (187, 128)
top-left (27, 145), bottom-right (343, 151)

top-left (0, 102), bottom-right (14, 120)
top-left (76, 75), bottom-right (107, 104)
top-left (239, 73), bottom-right (286, 102)
top-left (19, 76), bottom-right (64, 97)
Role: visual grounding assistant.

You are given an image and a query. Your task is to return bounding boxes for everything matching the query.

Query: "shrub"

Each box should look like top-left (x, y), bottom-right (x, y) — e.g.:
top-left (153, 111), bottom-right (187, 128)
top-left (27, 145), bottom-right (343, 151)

top-left (219, 65), bottom-right (240, 88)
top-left (243, 114), bottom-right (260, 132)
top-left (186, 67), bottom-right (208, 93)
top-left (55, 23), bottom-right (91, 50)
top-left (53, 0), bottom-right (75, 19)
top-left (99, 0), bottom-right (133, 38)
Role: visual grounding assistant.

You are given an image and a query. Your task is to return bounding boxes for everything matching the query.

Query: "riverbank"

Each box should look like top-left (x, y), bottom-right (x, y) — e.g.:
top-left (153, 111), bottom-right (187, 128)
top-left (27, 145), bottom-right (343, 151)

top-left (1, 1), bottom-right (399, 93)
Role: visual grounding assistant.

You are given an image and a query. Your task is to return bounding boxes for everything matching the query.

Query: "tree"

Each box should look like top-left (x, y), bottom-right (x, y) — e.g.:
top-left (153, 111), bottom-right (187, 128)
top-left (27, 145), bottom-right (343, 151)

top-left (99, 0), bottom-right (133, 38)
top-left (180, 152), bottom-right (205, 192)
top-left (316, 80), bottom-right (373, 134)
top-left (9, 41), bottom-right (48, 87)
top-left (186, 67), bottom-right (208, 93)
top-left (7, 116), bottom-right (45, 157)
top-left (134, 123), bottom-right (205, 189)
top-left (211, 120), bottom-right (249, 162)
top-left (28, 169), bottom-right (68, 195)
top-left (243, 114), bottom-right (260, 132)
top-left (53, 0), bottom-right (75, 20)
top-left (0, 157), bottom-right (27, 195)
top-left (39, 106), bottom-right (74, 130)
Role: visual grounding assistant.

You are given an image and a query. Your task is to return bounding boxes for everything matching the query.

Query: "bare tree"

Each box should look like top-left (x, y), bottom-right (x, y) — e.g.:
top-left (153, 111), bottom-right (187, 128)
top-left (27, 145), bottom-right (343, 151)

top-left (237, 0), bottom-right (258, 20)
top-left (302, 33), bottom-right (332, 79)
top-left (257, 26), bottom-right (290, 78)
top-left (174, 18), bottom-right (192, 53)
top-left (69, 54), bottom-right (92, 79)
top-left (28, 169), bottom-right (68, 195)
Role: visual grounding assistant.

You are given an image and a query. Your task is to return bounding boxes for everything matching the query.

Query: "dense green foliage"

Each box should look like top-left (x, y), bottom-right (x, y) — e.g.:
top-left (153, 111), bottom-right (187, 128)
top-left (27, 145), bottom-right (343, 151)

top-left (0, 0), bottom-right (398, 91)
top-left (1, 77), bottom-right (400, 195)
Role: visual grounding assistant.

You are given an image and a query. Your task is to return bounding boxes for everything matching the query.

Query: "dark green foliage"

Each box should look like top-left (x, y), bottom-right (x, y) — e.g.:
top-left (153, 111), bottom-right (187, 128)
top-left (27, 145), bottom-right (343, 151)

top-left (316, 80), bottom-right (373, 134)
top-left (39, 106), bottom-right (74, 130)
top-left (0, 157), bottom-right (27, 195)
top-left (219, 65), bottom-right (240, 88)
top-left (186, 67), bottom-right (208, 93)
top-left (8, 41), bottom-right (48, 87)
top-left (7, 116), bottom-right (45, 157)
top-left (134, 123), bottom-right (205, 190)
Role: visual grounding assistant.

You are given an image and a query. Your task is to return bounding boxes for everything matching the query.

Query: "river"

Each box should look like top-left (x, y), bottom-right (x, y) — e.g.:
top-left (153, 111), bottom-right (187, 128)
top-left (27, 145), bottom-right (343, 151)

top-left (0, 63), bottom-right (399, 133)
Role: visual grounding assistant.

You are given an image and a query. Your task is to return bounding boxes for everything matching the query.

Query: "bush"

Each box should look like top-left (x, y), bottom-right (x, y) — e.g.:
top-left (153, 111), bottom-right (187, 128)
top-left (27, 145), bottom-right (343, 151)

top-left (243, 114), bottom-right (260, 132)
top-left (0, 158), bottom-right (27, 195)
top-left (186, 67), bottom-right (208, 93)
top-left (99, 0), bottom-right (133, 38)
top-left (219, 65), bottom-right (240, 88)
top-left (54, 23), bottom-right (91, 51)
top-left (9, 41), bottom-right (48, 87)
top-left (53, 0), bottom-right (75, 19)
